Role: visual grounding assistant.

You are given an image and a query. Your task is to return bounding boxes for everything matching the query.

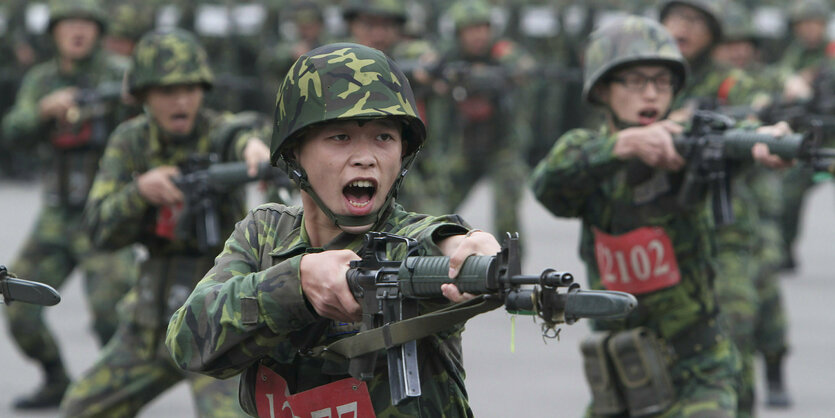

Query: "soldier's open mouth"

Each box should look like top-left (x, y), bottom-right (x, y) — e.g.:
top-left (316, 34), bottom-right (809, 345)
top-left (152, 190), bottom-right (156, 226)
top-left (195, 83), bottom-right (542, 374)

top-left (638, 109), bottom-right (659, 125)
top-left (343, 179), bottom-right (377, 208)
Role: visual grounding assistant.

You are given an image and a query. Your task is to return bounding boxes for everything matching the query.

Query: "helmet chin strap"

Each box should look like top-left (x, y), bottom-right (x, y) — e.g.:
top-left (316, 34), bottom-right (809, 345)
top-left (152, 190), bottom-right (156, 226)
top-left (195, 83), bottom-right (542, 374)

top-left (288, 153), bottom-right (418, 230)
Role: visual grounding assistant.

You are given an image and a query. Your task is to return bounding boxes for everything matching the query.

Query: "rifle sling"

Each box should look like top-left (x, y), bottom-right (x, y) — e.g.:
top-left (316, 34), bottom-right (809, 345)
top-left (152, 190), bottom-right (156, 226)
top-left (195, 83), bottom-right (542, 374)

top-left (310, 295), bottom-right (504, 362)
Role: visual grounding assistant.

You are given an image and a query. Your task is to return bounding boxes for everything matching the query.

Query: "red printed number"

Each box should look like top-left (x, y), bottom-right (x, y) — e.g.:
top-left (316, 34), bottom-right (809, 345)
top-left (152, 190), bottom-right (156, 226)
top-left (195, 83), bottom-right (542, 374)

top-left (255, 365), bottom-right (376, 418)
top-left (593, 227), bottom-right (681, 295)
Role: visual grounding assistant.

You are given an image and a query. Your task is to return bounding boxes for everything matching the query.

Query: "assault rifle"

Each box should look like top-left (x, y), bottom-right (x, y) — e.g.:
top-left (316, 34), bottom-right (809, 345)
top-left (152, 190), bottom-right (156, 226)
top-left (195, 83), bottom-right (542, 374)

top-left (340, 232), bottom-right (637, 405)
top-left (0, 265), bottom-right (61, 306)
top-left (173, 157), bottom-right (291, 252)
top-left (675, 111), bottom-right (835, 225)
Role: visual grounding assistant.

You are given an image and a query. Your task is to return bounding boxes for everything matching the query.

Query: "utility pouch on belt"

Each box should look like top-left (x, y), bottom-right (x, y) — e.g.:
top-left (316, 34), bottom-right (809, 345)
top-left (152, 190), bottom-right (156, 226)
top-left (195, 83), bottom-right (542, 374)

top-left (607, 327), bottom-right (675, 416)
top-left (581, 333), bottom-right (626, 415)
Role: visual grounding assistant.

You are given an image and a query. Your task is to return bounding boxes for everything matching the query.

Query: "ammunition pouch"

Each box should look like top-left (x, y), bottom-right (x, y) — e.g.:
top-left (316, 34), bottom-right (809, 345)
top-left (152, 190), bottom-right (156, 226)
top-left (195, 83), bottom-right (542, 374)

top-left (581, 333), bottom-right (626, 415)
top-left (581, 327), bottom-right (678, 416)
top-left (607, 328), bottom-right (675, 417)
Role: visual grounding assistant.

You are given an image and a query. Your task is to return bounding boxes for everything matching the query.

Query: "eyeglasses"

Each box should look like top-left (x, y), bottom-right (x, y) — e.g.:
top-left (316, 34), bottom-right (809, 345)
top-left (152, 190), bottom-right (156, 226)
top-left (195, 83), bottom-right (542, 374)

top-left (610, 72), bottom-right (675, 93)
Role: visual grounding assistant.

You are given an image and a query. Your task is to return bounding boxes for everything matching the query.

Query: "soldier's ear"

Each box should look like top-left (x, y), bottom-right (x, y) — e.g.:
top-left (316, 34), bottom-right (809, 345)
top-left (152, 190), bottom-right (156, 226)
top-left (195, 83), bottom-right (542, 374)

top-left (592, 84), bottom-right (610, 105)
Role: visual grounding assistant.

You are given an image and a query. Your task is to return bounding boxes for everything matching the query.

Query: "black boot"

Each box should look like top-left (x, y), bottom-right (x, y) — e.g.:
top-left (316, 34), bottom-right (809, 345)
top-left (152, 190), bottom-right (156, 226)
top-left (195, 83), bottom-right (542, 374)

top-left (13, 361), bottom-right (71, 410)
top-left (765, 355), bottom-right (792, 408)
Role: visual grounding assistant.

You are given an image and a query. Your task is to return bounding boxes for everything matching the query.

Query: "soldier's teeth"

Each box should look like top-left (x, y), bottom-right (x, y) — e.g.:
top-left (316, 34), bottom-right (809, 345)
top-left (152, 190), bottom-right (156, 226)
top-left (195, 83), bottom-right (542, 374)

top-left (348, 200), bottom-right (371, 207)
top-left (349, 180), bottom-right (373, 188)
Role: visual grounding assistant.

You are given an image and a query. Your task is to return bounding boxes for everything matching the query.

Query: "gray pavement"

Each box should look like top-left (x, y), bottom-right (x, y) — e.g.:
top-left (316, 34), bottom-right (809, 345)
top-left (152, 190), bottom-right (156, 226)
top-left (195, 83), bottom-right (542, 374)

top-left (0, 178), bottom-right (833, 417)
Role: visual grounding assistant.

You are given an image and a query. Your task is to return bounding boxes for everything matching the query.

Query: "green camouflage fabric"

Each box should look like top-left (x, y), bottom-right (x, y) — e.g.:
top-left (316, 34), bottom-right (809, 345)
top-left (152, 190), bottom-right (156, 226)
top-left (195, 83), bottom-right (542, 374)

top-left (64, 108), bottom-right (258, 416)
top-left (105, 1), bottom-right (156, 42)
top-left (583, 15), bottom-right (688, 105)
top-left (672, 46), bottom-right (767, 418)
top-left (165, 203), bottom-right (471, 416)
top-left (788, 0), bottom-right (831, 23)
top-left (659, 0), bottom-right (726, 40)
top-left (128, 29), bottom-right (215, 96)
top-left (720, 1), bottom-right (757, 43)
top-left (410, 35), bottom-right (535, 238)
top-left (342, 0), bottom-right (408, 23)
top-left (1, 41), bottom-right (135, 404)
top-left (3, 208), bottom-right (136, 370)
top-left (530, 126), bottom-right (738, 416)
top-left (448, 0), bottom-right (492, 31)
top-left (48, 0), bottom-right (107, 33)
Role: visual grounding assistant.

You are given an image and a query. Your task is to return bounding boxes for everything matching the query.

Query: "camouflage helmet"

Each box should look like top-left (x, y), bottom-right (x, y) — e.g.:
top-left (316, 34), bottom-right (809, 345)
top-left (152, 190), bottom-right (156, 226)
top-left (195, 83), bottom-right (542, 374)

top-left (342, 0), bottom-right (407, 24)
top-left (271, 43), bottom-right (426, 227)
top-left (789, 0), bottom-right (831, 24)
top-left (659, 0), bottom-right (725, 42)
top-left (128, 29), bottom-right (214, 96)
top-left (292, 1), bottom-right (325, 24)
top-left (721, 2), bottom-right (758, 44)
top-left (108, 3), bottom-right (156, 41)
top-left (583, 15), bottom-right (689, 105)
top-left (48, 0), bottom-right (107, 33)
top-left (448, 0), bottom-right (492, 32)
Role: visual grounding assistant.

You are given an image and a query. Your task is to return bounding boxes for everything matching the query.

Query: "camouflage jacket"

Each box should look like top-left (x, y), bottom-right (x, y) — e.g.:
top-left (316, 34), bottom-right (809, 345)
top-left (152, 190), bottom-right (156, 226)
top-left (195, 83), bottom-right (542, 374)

top-left (165, 203), bottom-right (473, 417)
top-left (777, 39), bottom-right (833, 74)
top-left (84, 108), bottom-right (256, 256)
top-left (675, 57), bottom-right (762, 252)
top-left (530, 126), bottom-right (718, 339)
top-left (2, 48), bottom-right (129, 208)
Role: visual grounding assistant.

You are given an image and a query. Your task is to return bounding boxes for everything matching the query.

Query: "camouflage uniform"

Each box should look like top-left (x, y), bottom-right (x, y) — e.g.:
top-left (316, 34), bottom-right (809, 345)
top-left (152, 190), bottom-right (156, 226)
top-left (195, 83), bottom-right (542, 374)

top-left (0, 0), bottom-right (138, 409)
top-left (661, 1), bottom-right (768, 415)
top-left (417, 0), bottom-right (536, 238)
top-left (776, 0), bottom-right (835, 271)
top-left (717, 3), bottom-right (793, 408)
top-left (60, 29), bottom-right (251, 417)
top-left (166, 43), bottom-right (477, 417)
top-left (531, 17), bottom-right (738, 417)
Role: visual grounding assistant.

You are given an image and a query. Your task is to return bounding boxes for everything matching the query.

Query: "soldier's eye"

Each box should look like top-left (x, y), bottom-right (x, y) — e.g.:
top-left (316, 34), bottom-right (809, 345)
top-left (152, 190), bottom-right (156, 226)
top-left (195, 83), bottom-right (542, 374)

top-left (377, 133), bottom-right (396, 141)
top-left (331, 134), bottom-right (350, 141)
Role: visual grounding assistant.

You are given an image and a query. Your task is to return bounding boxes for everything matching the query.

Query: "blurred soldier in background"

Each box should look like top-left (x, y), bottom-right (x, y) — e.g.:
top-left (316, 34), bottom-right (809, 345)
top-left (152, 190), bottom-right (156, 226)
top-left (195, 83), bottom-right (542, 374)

top-left (102, 0), bottom-right (157, 57)
top-left (420, 0), bottom-right (535, 240)
top-left (61, 28), bottom-right (270, 417)
top-left (777, 0), bottom-right (835, 272)
top-left (258, 1), bottom-right (330, 111)
top-left (0, 0), bottom-right (138, 409)
top-left (0, 0), bottom-right (43, 180)
top-left (713, 2), bottom-right (794, 409)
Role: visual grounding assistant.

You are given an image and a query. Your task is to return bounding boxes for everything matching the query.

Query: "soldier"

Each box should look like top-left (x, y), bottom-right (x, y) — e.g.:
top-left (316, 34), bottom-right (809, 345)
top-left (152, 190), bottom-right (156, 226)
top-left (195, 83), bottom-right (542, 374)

top-left (103, 1), bottom-right (157, 57)
top-left (60, 28), bottom-right (270, 417)
top-left (660, 1), bottom-right (788, 415)
top-left (713, 3), bottom-right (794, 408)
top-left (530, 16), bottom-right (790, 417)
top-left (0, 0), bottom-right (139, 409)
top-left (777, 0), bottom-right (835, 272)
top-left (165, 42), bottom-right (501, 416)
top-left (420, 0), bottom-right (536, 239)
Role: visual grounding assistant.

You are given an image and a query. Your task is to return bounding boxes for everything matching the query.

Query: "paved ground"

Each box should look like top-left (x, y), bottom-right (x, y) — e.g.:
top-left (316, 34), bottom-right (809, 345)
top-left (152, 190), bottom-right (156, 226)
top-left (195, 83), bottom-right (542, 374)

top-left (0, 178), bottom-right (833, 417)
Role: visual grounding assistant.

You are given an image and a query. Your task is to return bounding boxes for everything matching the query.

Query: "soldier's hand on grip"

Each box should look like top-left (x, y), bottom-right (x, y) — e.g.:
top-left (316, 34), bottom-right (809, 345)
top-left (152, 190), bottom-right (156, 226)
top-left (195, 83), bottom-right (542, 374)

top-left (438, 229), bottom-right (501, 303)
top-left (614, 120), bottom-right (685, 171)
top-left (753, 121), bottom-right (794, 169)
top-left (137, 166), bottom-right (184, 206)
top-left (300, 250), bottom-right (363, 322)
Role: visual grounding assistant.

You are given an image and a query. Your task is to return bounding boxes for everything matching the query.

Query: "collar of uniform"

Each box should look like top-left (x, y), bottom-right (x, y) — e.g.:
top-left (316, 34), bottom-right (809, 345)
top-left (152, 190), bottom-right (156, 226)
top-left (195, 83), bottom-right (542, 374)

top-left (268, 209), bottom-right (374, 257)
top-left (55, 47), bottom-right (103, 78)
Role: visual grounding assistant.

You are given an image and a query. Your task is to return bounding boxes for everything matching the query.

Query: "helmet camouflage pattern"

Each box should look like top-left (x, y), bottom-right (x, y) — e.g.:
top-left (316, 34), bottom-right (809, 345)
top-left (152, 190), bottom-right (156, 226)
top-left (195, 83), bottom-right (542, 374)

top-left (659, 0), bottom-right (726, 41)
top-left (789, 0), bottom-right (831, 24)
top-left (448, 0), bottom-right (492, 31)
top-left (342, 0), bottom-right (407, 23)
top-left (721, 1), bottom-right (758, 43)
top-left (583, 15), bottom-right (688, 105)
top-left (48, 0), bottom-right (107, 33)
top-left (108, 2), bottom-right (156, 41)
top-left (128, 29), bottom-right (214, 96)
top-left (271, 42), bottom-right (425, 167)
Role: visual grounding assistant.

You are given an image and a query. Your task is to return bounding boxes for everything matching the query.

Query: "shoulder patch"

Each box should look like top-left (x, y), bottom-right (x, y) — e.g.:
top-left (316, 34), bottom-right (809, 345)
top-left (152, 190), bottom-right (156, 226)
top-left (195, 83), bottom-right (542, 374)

top-left (827, 41), bottom-right (835, 58)
top-left (717, 76), bottom-right (738, 105)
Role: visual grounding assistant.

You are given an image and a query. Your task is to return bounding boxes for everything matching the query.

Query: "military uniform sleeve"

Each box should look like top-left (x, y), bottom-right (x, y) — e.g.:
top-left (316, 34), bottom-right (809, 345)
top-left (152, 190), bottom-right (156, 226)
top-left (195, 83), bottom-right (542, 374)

top-left (84, 125), bottom-right (150, 249)
top-left (1, 67), bottom-right (45, 145)
top-left (530, 128), bottom-right (623, 218)
top-left (166, 207), bottom-right (319, 379)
